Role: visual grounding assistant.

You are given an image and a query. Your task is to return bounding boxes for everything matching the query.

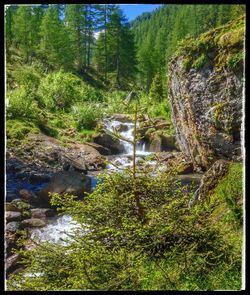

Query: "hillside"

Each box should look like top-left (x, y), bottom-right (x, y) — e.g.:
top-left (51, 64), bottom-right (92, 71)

top-left (131, 4), bottom-right (245, 91)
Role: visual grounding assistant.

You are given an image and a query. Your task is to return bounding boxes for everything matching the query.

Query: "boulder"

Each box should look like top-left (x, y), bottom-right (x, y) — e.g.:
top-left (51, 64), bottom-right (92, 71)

top-left (93, 133), bottom-right (124, 154)
top-left (84, 142), bottom-right (111, 155)
top-left (11, 199), bottom-right (31, 211)
top-left (115, 124), bottom-right (129, 133)
top-left (6, 221), bottom-right (21, 233)
top-left (31, 208), bottom-right (55, 219)
top-left (6, 211), bottom-right (22, 222)
top-left (19, 189), bottom-right (40, 204)
top-left (111, 113), bottom-right (133, 123)
top-left (5, 203), bottom-right (21, 212)
top-left (20, 218), bottom-right (46, 228)
top-left (161, 135), bottom-right (177, 151)
top-left (37, 171), bottom-right (91, 205)
top-left (148, 133), bottom-right (177, 152)
top-left (168, 18), bottom-right (244, 170)
top-left (5, 232), bottom-right (19, 257)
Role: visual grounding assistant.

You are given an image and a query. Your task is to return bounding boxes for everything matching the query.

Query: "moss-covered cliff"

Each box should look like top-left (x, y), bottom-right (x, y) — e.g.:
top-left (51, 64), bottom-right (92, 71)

top-left (168, 16), bottom-right (245, 171)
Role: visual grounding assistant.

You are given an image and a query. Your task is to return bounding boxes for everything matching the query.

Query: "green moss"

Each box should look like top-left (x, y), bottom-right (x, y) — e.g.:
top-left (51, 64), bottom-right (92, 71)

top-left (174, 16), bottom-right (245, 73)
top-left (6, 119), bottom-right (40, 145)
top-left (193, 53), bottom-right (207, 70)
top-left (210, 162), bottom-right (243, 225)
top-left (213, 102), bottom-right (226, 122)
top-left (227, 51), bottom-right (243, 70)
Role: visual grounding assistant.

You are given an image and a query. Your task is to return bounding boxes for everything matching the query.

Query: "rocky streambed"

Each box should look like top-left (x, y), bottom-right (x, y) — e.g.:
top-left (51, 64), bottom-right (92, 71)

top-left (5, 114), bottom-right (203, 277)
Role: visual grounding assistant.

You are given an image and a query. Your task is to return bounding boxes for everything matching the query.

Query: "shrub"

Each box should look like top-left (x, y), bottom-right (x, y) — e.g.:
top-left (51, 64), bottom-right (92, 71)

top-left (6, 87), bottom-right (39, 119)
top-left (103, 91), bottom-right (128, 114)
top-left (212, 162), bottom-right (243, 224)
top-left (7, 167), bottom-right (242, 290)
top-left (38, 70), bottom-right (83, 111)
top-left (73, 103), bottom-right (102, 130)
top-left (11, 66), bottom-right (41, 92)
top-left (149, 73), bottom-right (164, 101)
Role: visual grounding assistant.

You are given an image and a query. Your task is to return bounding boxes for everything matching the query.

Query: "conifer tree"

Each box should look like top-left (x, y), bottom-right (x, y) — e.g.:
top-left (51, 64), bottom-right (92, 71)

top-left (39, 4), bottom-right (74, 70)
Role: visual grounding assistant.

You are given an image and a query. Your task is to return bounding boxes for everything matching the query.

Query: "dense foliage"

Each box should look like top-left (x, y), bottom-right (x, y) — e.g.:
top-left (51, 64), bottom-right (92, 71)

top-left (7, 163), bottom-right (242, 290)
top-left (5, 4), bottom-right (138, 89)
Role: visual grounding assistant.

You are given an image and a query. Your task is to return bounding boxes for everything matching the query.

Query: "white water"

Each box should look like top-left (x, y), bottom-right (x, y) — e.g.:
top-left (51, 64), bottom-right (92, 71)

top-left (104, 119), bottom-right (152, 171)
top-left (29, 215), bottom-right (86, 245)
top-left (30, 118), bottom-right (153, 244)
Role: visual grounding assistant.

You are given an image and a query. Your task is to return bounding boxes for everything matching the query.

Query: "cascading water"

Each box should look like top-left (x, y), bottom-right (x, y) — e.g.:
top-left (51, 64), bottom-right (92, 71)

top-left (104, 118), bottom-right (152, 170)
top-left (29, 118), bottom-right (153, 244)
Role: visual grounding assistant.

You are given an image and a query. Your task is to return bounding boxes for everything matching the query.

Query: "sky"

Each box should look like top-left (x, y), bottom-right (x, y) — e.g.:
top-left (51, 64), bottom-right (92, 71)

top-left (118, 4), bottom-right (162, 21)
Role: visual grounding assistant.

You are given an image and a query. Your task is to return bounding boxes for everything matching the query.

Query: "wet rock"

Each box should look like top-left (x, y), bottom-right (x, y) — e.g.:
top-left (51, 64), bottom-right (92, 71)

top-left (20, 218), bottom-right (46, 228)
top-left (148, 133), bottom-right (177, 152)
top-left (115, 124), bottom-right (129, 133)
top-left (5, 232), bottom-right (18, 256)
top-left (5, 203), bottom-right (21, 212)
top-left (37, 171), bottom-right (91, 205)
top-left (93, 133), bottom-right (124, 154)
top-left (111, 113), bottom-right (133, 123)
top-left (84, 142), bottom-right (111, 155)
top-left (6, 221), bottom-right (21, 233)
top-left (11, 199), bottom-right (31, 211)
top-left (19, 189), bottom-right (40, 204)
top-left (29, 173), bottom-right (51, 184)
top-left (6, 211), bottom-right (22, 222)
top-left (161, 135), bottom-right (177, 151)
top-left (31, 208), bottom-right (55, 219)
top-left (176, 174), bottom-right (203, 185)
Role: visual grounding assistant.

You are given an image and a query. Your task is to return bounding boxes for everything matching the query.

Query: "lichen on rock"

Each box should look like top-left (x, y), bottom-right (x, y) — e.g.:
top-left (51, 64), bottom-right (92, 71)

top-left (168, 16), bottom-right (244, 171)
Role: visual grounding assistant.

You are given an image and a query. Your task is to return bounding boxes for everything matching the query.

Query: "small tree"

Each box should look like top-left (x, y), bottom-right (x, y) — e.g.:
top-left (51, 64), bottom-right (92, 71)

top-left (149, 72), bottom-right (164, 101)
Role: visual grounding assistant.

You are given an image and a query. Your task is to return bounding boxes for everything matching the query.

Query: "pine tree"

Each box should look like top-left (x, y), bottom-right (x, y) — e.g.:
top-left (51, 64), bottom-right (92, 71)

top-left (65, 4), bottom-right (86, 71)
top-left (5, 5), bottom-right (17, 52)
top-left (149, 72), bottom-right (163, 101)
top-left (12, 6), bottom-right (37, 61)
top-left (94, 5), bottom-right (137, 89)
top-left (39, 4), bottom-right (74, 70)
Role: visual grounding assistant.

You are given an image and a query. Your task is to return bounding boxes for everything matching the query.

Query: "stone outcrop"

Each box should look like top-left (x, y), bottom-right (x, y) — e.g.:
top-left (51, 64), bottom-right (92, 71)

top-left (37, 170), bottom-right (91, 205)
top-left (93, 133), bottom-right (124, 154)
top-left (168, 17), bottom-right (244, 171)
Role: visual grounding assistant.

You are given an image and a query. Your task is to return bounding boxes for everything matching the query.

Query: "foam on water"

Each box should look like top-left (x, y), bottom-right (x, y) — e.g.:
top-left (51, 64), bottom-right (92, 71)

top-left (29, 215), bottom-right (86, 245)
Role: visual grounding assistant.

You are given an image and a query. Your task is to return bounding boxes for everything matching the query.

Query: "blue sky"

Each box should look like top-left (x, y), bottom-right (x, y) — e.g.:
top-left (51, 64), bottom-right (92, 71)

top-left (118, 4), bottom-right (162, 21)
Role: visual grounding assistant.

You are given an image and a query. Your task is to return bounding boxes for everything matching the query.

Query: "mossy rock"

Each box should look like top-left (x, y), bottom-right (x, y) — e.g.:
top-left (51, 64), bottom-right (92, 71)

top-left (11, 199), bottom-right (31, 211)
top-left (175, 16), bottom-right (245, 73)
top-left (6, 119), bottom-right (40, 143)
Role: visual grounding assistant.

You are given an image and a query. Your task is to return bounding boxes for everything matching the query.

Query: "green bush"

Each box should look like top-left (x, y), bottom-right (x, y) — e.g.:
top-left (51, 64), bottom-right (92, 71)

top-left (6, 119), bottom-right (40, 142)
top-left (103, 91), bottom-right (128, 114)
top-left (73, 103), bottom-right (102, 130)
top-left (6, 87), bottom-right (39, 119)
top-left (212, 163), bottom-right (243, 224)
top-left (37, 70), bottom-right (80, 111)
top-left (7, 168), bottom-right (242, 290)
top-left (11, 66), bottom-right (41, 92)
top-left (149, 73), bottom-right (164, 101)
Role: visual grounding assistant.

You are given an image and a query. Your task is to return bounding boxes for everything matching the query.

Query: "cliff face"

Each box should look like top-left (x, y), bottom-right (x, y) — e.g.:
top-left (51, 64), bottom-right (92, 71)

top-left (168, 17), bottom-right (245, 171)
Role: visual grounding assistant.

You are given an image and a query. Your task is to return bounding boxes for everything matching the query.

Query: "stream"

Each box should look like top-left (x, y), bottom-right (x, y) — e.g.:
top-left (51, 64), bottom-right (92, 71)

top-left (6, 118), bottom-right (200, 246)
top-left (6, 118), bottom-right (153, 245)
